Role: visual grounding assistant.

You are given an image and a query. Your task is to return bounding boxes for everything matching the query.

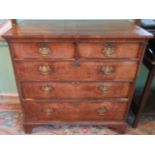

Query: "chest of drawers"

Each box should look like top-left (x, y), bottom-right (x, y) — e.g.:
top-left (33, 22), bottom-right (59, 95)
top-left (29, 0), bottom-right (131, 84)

top-left (3, 20), bottom-right (152, 134)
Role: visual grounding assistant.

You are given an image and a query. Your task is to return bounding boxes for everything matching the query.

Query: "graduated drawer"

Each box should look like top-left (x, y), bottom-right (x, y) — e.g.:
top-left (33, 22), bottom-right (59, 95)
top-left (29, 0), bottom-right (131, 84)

top-left (14, 61), bottom-right (138, 81)
top-left (11, 42), bottom-right (75, 59)
top-left (23, 102), bottom-right (127, 122)
top-left (78, 42), bottom-right (140, 59)
top-left (21, 82), bottom-right (131, 99)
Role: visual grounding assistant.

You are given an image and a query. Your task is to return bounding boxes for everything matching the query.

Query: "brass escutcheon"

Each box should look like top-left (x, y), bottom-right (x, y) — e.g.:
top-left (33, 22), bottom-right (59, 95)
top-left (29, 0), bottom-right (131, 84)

top-left (71, 61), bottom-right (81, 68)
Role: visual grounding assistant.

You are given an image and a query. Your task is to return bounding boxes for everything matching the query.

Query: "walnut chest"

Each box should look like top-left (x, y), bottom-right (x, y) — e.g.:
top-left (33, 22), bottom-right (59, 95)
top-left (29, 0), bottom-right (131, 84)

top-left (3, 20), bottom-right (152, 134)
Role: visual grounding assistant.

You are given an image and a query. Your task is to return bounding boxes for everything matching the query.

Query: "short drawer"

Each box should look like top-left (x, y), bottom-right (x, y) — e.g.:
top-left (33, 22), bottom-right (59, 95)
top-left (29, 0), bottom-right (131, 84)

top-left (78, 42), bottom-right (140, 59)
top-left (14, 61), bottom-right (138, 81)
top-left (23, 102), bottom-right (127, 122)
top-left (11, 42), bottom-right (75, 59)
top-left (21, 82), bottom-right (131, 99)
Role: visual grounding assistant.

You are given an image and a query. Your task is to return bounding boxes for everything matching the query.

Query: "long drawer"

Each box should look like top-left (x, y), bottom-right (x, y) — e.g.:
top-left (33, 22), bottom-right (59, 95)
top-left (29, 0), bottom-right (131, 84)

top-left (23, 101), bottom-right (127, 122)
top-left (21, 81), bottom-right (131, 99)
top-left (14, 61), bottom-right (138, 81)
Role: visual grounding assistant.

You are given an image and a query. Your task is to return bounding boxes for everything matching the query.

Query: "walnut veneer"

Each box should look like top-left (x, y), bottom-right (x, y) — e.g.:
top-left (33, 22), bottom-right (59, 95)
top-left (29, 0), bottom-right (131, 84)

top-left (3, 20), bottom-right (152, 134)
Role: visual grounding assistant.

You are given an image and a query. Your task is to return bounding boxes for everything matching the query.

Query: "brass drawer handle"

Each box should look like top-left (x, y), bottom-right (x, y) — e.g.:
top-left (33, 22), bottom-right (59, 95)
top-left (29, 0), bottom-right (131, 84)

top-left (38, 47), bottom-right (50, 56)
top-left (96, 107), bottom-right (108, 115)
top-left (43, 107), bottom-right (54, 114)
top-left (41, 85), bottom-right (52, 92)
top-left (101, 66), bottom-right (115, 75)
top-left (38, 65), bottom-right (52, 75)
top-left (99, 86), bottom-right (108, 93)
top-left (103, 42), bottom-right (114, 57)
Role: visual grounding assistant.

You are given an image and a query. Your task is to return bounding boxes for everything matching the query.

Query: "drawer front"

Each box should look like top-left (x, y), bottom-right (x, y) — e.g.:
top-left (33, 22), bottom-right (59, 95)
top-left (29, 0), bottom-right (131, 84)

top-left (23, 102), bottom-right (127, 121)
top-left (15, 61), bottom-right (138, 81)
top-left (78, 43), bottom-right (140, 59)
top-left (21, 82), bottom-right (131, 99)
top-left (12, 43), bottom-right (75, 59)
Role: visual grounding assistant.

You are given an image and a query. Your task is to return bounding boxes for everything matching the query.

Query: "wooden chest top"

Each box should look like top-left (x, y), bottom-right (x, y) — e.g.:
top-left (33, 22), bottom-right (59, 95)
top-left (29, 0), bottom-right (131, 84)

top-left (3, 20), bottom-right (152, 39)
